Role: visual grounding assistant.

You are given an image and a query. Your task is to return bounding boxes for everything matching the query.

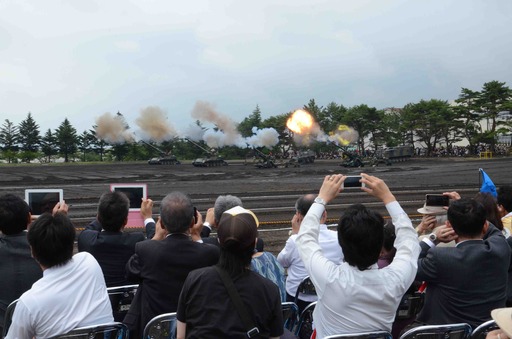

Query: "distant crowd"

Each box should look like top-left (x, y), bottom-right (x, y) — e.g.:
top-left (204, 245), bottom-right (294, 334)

top-left (1, 173), bottom-right (512, 338)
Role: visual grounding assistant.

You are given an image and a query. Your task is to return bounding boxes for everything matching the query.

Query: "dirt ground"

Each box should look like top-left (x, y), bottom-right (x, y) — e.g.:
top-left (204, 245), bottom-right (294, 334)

top-left (1, 156), bottom-right (511, 254)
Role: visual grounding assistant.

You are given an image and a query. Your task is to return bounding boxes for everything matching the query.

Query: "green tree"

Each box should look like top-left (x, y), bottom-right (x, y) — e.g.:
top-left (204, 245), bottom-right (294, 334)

top-left (477, 80), bottom-right (512, 152)
top-left (453, 88), bottom-right (481, 154)
top-left (318, 102), bottom-right (347, 134)
top-left (79, 130), bottom-right (98, 161)
top-left (55, 118), bottom-right (78, 162)
top-left (90, 128), bottom-right (108, 161)
top-left (402, 99), bottom-right (452, 156)
top-left (18, 112), bottom-right (41, 162)
top-left (343, 104), bottom-right (382, 152)
top-left (40, 129), bottom-right (57, 163)
top-left (261, 113), bottom-right (293, 157)
top-left (303, 99), bottom-right (323, 122)
top-left (0, 119), bottom-right (19, 163)
top-left (238, 105), bottom-right (263, 137)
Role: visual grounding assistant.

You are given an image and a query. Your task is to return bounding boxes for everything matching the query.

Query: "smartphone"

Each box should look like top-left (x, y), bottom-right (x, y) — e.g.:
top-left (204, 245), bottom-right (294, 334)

top-left (193, 207), bottom-right (198, 223)
top-left (343, 176), bottom-right (365, 189)
top-left (425, 194), bottom-right (449, 207)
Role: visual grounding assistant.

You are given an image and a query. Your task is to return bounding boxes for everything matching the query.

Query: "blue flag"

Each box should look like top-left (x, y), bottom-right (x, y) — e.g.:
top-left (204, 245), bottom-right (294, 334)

top-left (479, 168), bottom-right (497, 198)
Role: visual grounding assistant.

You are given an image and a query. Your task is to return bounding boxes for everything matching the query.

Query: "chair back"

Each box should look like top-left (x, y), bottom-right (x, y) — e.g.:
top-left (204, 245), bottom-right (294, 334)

top-left (325, 331), bottom-right (393, 339)
top-left (295, 301), bottom-right (317, 339)
top-left (294, 276), bottom-right (317, 304)
top-left (2, 298), bottom-right (18, 338)
top-left (399, 323), bottom-right (472, 339)
top-left (143, 312), bottom-right (177, 339)
top-left (106, 284), bottom-right (138, 322)
top-left (396, 292), bottom-right (424, 320)
top-left (470, 320), bottom-right (500, 339)
top-left (282, 302), bottom-right (299, 331)
top-left (49, 322), bottom-right (128, 339)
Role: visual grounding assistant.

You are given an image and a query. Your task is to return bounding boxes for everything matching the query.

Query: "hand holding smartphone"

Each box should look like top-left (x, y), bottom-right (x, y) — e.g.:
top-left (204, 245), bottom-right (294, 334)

top-left (342, 176), bottom-right (365, 189)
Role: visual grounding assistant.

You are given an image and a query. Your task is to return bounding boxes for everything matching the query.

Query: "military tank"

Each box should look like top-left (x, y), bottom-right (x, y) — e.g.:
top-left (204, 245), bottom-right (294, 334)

top-left (141, 141), bottom-right (181, 165)
top-left (187, 139), bottom-right (228, 167)
top-left (252, 148), bottom-right (278, 168)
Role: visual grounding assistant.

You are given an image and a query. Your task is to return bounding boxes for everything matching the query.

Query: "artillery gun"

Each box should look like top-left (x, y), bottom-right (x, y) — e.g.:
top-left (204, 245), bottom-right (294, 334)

top-left (186, 139), bottom-right (228, 167)
top-left (141, 141), bottom-right (181, 165)
top-left (252, 148), bottom-right (278, 168)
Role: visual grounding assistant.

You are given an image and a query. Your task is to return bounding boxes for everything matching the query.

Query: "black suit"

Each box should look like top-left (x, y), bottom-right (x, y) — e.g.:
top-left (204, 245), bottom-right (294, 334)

top-left (0, 232), bottom-right (42, 331)
top-left (123, 233), bottom-right (220, 338)
top-left (416, 224), bottom-right (510, 328)
top-left (77, 219), bottom-right (155, 287)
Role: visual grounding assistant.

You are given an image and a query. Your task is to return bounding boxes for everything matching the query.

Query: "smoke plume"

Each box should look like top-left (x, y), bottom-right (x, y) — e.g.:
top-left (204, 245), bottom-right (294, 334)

top-left (94, 112), bottom-right (134, 144)
top-left (135, 106), bottom-right (178, 142)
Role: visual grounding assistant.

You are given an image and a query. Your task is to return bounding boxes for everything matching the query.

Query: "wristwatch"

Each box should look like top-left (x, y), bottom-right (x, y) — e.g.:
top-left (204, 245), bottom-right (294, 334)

top-left (314, 197), bottom-right (326, 206)
top-left (428, 232), bottom-right (437, 243)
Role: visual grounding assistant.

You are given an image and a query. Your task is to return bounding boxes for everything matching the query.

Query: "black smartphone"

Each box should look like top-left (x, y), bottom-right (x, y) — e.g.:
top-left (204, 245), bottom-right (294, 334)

top-left (426, 194), bottom-right (449, 207)
top-left (342, 176), bottom-right (365, 189)
top-left (193, 207), bottom-right (198, 223)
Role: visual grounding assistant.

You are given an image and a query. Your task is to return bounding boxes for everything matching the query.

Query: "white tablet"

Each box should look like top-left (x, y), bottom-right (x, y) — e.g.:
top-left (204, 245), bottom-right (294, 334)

top-left (25, 189), bottom-right (64, 216)
top-left (109, 183), bottom-right (147, 211)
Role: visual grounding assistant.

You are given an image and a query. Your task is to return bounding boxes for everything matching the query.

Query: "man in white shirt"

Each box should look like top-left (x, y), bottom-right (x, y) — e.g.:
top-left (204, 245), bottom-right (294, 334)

top-left (296, 173), bottom-right (420, 338)
top-left (277, 194), bottom-right (343, 312)
top-left (6, 202), bottom-right (113, 339)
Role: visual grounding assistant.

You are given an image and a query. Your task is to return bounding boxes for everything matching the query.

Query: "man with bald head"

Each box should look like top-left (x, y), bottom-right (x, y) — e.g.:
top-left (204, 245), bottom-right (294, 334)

top-left (277, 194), bottom-right (343, 312)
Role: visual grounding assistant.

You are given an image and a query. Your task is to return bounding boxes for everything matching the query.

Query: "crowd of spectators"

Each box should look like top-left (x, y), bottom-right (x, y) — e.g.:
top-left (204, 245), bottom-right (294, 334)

top-left (1, 174), bottom-right (512, 338)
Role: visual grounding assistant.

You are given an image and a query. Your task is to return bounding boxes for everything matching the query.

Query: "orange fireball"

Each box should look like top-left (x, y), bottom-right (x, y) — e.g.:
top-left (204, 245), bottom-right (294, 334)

top-left (286, 109), bottom-right (314, 134)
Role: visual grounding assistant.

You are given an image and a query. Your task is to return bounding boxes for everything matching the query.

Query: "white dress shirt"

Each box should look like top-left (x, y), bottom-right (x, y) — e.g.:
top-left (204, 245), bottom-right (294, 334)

top-left (6, 252), bottom-right (113, 339)
top-left (296, 201), bottom-right (420, 338)
top-left (277, 224), bottom-right (343, 302)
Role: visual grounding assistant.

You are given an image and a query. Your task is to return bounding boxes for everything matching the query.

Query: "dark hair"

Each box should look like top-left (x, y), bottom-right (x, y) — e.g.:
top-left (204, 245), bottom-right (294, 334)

top-left (217, 246), bottom-right (254, 278)
top-left (160, 192), bottom-right (194, 233)
top-left (0, 194), bottom-right (30, 235)
top-left (448, 198), bottom-right (486, 237)
top-left (97, 191), bottom-right (130, 232)
top-left (498, 186), bottom-right (512, 213)
top-left (295, 194), bottom-right (315, 216)
top-left (337, 204), bottom-right (384, 271)
top-left (474, 192), bottom-right (503, 230)
top-left (27, 213), bottom-right (75, 268)
top-left (382, 220), bottom-right (396, 252)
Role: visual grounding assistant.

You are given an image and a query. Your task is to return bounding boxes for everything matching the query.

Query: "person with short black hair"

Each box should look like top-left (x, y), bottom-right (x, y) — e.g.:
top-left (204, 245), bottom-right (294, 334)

top-left (296, 173), bottom-right (420, 338)
top-left (414, 198), bottom-right (510, 329)
top-left (6, 202), bottom-right (113, 338)
top-left (124, 191), bottom-right (220, 338)
top-left (277, 193), bottom-right (342, 312)
top-left (78, 191), bottom-right (154, 287)
top-left (177, 206), bottom-right (283, 339)
top-left (0, 194), bottom-right (42, 333)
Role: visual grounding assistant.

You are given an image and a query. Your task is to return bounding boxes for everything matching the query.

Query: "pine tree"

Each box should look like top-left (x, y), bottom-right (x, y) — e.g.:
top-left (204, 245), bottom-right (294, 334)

top-left (55, 118), bottom-right (78, 162)
top-left (18, 112), bottom-right (41, 162)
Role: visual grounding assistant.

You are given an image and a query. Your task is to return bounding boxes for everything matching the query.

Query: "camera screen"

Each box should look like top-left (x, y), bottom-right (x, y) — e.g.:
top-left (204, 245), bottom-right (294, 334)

top-left (426, 194), bottom-right (449, 207)
top-left (344, 176), bottom-right (362, 188)
top-left (112, 187), bottom-right (144, 209)
top-left (26, 191), bottom-right (62, 216)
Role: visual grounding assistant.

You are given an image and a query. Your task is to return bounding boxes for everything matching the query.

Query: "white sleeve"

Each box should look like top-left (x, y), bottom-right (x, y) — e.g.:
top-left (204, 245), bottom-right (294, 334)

top-left (295, 203), bottom-right (338, 296)
top-left (277, 236), bottom-right (297, 268)
top-left (5, 300), bottom-right (35, 339)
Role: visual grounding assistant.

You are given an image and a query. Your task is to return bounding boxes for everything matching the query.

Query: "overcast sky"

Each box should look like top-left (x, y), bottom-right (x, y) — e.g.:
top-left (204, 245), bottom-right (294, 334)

top-left (1, 0), bottom-right (511, 136)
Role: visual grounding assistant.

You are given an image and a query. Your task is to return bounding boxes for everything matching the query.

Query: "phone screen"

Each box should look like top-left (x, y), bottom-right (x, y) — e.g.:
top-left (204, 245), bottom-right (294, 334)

top-left (343, 176), bottom-right (363, 188)
top-left (426, 194), bottom-right (449, 207)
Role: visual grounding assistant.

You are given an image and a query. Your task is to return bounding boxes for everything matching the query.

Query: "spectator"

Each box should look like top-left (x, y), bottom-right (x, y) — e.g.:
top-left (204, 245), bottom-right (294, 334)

top-left (77, 192), bottom-right (155, 287)
top-left (414, 198), bottom-right (510, 329)
top-left (296, 173), bottom-right (420, 337)
top-left (177, 206), bottom-right (283, 338)
top-left (5, 202), bottom-right (113, 338)
top-left (201, 194), bottom-right (265, 251)
top-left (498, 186), bottom-right (512, 235)
top-left (277, 194), bottom-right (342, 312)
top-left (251, 240), bottom-right (287, 302)
top-left (123, 191), bottom-right (220, 338)
top-left (0, 194), bottom-right (43, 333)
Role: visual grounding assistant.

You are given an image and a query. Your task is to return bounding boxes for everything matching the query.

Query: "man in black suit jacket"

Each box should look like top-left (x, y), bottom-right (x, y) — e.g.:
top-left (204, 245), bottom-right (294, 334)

top-left (77, 191), bottom-right (155, 287)
top-left (0, 194), bottom-right (43, 333)
top-left (123, 191), bottom-right (220, 338)
top-left (416, 198), bottom-right (511, 329)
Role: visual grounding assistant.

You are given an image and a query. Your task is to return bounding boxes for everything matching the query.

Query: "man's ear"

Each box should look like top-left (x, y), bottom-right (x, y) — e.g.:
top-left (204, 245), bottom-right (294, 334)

top-left (482, 220), bottom-right (489, 235)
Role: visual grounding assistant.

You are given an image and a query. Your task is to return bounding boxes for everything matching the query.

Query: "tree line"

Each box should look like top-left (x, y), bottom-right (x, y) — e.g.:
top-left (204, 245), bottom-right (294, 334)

top-left (1, 80), bottom-right (511, 163)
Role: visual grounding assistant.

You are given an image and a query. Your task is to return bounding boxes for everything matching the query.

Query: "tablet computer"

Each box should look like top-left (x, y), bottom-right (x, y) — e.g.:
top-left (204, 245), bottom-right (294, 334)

top-left (25, 189), bottom-right (64, 216)
top-left (109, 184), bottom-right (147, 228)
